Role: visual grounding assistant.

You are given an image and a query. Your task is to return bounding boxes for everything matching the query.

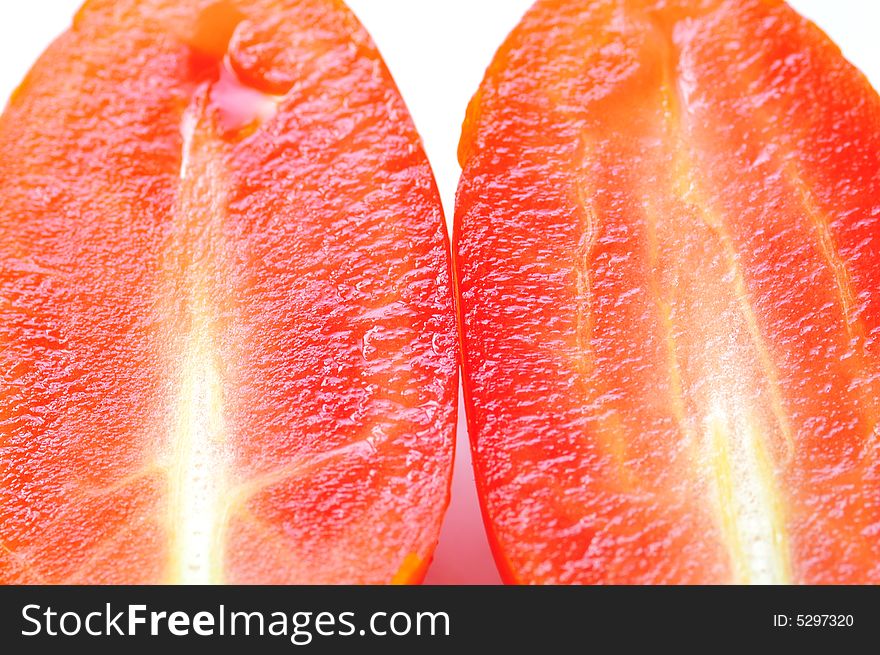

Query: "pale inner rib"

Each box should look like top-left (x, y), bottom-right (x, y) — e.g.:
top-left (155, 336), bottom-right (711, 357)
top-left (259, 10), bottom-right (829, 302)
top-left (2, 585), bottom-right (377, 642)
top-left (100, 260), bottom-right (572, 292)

top-left (167, 321), bottom-right (227, 584)
top-left (165, 105), bottom-right (230, 584)
top-left (704, 396), bottom-right (791, 584)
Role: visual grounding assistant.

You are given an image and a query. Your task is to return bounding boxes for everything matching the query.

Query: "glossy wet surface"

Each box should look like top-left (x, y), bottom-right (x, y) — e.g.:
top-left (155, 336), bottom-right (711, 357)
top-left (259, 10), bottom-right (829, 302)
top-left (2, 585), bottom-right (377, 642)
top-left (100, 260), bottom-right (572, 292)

top-left (456, 0), bottom-right (880, 584)
top-left (0, 0), bottom-right (456, 584)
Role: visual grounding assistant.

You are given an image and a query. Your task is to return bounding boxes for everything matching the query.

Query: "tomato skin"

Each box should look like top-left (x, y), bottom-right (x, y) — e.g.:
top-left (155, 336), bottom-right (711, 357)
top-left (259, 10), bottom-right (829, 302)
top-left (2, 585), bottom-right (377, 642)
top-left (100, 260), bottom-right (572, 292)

top-left (456, 0), bottom-right (880, 584)
top-left (0, 0), bottom-right (456, 584)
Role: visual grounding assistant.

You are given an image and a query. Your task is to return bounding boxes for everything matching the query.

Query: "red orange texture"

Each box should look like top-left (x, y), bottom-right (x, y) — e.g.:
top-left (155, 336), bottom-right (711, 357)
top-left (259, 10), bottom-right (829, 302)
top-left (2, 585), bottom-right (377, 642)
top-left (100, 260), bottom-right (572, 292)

top-left (1, 0), bottom-right (878, 585)
top-left (0, 0), bottom-right (456, 584)
top-left (457, 0), bottom-right (880, 583)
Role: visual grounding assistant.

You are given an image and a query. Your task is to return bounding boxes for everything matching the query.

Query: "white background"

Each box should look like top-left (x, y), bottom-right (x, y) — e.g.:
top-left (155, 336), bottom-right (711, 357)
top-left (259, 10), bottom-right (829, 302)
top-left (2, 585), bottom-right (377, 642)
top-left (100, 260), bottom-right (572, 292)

top-left (1, 1), bottom-right (877, 584)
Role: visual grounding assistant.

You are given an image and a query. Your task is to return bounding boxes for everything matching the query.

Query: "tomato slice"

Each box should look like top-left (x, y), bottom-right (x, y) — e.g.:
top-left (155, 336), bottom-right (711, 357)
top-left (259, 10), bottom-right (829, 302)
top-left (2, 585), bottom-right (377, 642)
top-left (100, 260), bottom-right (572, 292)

top-left (0, 0), bottom-right (456, 584)
top-left (456, 0), bottom-right (880, 584)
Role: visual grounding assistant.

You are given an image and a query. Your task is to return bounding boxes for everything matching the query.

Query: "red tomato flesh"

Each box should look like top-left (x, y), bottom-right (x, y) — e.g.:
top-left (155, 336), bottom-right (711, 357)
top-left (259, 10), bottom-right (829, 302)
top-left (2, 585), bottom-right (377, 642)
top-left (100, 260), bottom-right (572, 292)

top-left (456, 0), bottom-right (880, 584)
top-left (0, 0), bottom-right (457, 584)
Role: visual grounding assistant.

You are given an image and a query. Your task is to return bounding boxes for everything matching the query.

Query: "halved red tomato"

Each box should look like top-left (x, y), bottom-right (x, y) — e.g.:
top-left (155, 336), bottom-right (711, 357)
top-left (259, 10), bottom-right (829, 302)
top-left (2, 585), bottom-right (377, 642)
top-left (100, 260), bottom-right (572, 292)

top-left (0, 0), bottom-right (456, 584)
top-left (456, 0), bottom-right (880, 584)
